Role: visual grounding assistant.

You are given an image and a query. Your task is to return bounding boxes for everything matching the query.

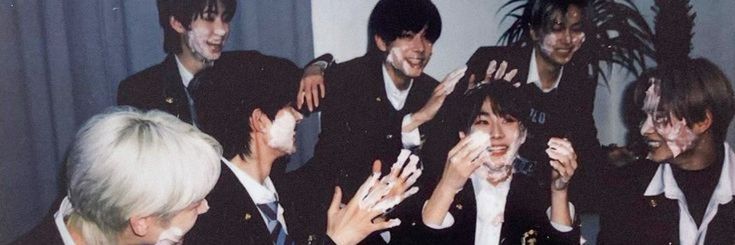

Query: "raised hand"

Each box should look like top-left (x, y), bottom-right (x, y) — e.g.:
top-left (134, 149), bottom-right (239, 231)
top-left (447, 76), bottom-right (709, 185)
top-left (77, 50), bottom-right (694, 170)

top-left (326, 151), bottom-right (422, 245)
top-left (468, 60), bottom-right (520, 91)
top-left (546, 137), bottom-right (578, 191)
top-left (296, 64), bottom-right (326, 112)
top-left (438, 131), bottom-right (490, 192)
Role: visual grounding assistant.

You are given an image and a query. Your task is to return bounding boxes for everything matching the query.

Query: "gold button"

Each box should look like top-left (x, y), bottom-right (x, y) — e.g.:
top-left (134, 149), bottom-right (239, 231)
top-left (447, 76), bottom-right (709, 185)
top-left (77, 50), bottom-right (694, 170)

top-left (455, 204), bottom-right (463, 210)
top-left (243, 213), bottom-right (252, 221)
top-left (376, 97), bottom-right (382, 102)
top-left (165, 97), bottom-right (174, 104)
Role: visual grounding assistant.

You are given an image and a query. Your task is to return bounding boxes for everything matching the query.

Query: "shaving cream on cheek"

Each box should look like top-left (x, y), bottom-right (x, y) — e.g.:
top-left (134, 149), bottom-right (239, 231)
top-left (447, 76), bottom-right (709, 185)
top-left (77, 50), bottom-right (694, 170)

top-left (267, 112), bottom-right (297, 154)
top-left (386, 46), bottom-right (414, 75)
top-left (656, 118), bottom-right (697, 158)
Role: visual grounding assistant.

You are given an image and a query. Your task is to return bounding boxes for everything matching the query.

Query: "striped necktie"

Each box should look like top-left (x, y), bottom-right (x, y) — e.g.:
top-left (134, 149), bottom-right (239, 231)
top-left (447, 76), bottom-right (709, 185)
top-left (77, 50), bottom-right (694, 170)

top-left (256, 199), bottom-right (292, 245)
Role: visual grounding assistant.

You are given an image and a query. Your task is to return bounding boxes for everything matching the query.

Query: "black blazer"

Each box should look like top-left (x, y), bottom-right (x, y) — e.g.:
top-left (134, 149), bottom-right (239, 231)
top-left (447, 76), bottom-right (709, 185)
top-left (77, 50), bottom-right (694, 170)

top-left (12, 215), bottom-right (64, 245)
top-left (416, 174), bottom-right (581, 245)
top-left (293, 53), bottom-right (443, 244)
top-left (598, 157), bottom-right (735, 244)
top-left (117, 51), bottom-right (306, 125)
top-left (462, 46), bottom-right (603, 211)
top-left (185, 162), bottom-right (334, 245)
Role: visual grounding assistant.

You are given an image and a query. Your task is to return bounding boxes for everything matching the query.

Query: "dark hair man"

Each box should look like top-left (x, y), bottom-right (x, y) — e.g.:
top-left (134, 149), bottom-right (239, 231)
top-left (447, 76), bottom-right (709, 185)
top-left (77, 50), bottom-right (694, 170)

top-left (599, 58), bottom-right (735, 244)
top-left (118, 0), bottom-right (330, 126)
top-left (461, 0), bottom-right (603, 211)
top-left (185, 63), bottom-right (422, 245)
top-left (297, 0), bottom-right (467, 243)
top-left (419, 80), bottom-right (581, 244)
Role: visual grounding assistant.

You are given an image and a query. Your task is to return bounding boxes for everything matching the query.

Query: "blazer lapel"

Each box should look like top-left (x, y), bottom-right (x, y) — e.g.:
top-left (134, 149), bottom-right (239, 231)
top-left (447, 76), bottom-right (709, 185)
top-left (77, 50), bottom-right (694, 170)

top-left (160, 55), bottom-right (192, 123)
top-left (219, 166), bottom-right (272, 244)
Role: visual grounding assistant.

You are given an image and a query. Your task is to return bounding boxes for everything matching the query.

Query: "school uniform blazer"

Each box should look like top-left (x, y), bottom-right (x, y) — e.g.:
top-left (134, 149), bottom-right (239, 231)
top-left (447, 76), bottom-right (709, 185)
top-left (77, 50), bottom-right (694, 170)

top-left (461, 46), bottom-right (603, 211)
top-left (292, 52), bottom-right (444, 244)
top-left (12, 215), bottom-right (63, 245)
top-left (416, 174), bottom-right (581, 245)
top-left (117, 51), bottom-right (307, 125)
top-left (598, 156), bottom-right (735, 244)
top-left (185, 162), bottom-right (335, 245)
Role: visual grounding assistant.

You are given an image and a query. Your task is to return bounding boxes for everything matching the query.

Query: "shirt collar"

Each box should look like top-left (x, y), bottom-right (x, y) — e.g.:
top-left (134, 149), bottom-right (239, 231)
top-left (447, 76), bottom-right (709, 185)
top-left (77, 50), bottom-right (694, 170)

top-left (221, 157), bottom-right (279, 204)
top-left (644, 143), bottom-right (735, 205)
top-left (175, 54), bottom-right (195, 88)
top-left (527, 48), bottom-right (563, 93)
top-left (382, 64), bottom-right (413, 110)
top-left (54, 196), bottom-right (76, 245)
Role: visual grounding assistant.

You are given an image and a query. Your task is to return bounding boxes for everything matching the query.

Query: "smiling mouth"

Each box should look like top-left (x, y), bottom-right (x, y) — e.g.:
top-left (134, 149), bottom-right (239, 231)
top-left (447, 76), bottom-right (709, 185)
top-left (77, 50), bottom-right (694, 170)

top-left (646, 139), bottom-right (662, 149)
top-left (489, 146), bottom-right (508, 156)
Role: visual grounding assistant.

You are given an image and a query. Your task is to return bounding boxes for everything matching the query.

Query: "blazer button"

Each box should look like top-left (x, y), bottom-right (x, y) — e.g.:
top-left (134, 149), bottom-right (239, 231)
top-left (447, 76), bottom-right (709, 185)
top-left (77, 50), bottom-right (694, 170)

top-left (386, 134), bottom-right (393, 139)
top-left (243, 213), bottom-right (252, 221)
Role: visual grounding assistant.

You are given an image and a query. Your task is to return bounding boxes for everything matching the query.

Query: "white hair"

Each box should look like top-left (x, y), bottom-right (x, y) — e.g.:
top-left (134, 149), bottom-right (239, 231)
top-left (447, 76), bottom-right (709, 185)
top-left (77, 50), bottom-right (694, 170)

top-left (65, 107), bottom-right (221, 244)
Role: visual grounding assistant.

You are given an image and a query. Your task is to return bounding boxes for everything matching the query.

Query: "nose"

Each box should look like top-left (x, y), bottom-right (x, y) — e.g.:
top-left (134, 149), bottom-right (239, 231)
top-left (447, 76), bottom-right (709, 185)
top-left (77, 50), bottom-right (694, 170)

top-left (560, 29), bottom-right (573, 45)
top-left (410, 36), bottom-right (429, 53)
top-left (214, 19), bottom-right (229, 37)
top-left (639, 115), bottom-right (654, 136)
top-left (490, 121), bottom-right (505, 140)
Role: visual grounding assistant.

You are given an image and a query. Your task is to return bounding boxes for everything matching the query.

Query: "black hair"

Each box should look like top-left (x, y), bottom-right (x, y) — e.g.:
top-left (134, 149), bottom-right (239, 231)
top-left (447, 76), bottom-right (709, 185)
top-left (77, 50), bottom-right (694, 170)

top-left (459, 80), bottom-right (531, 133)
top-left (366, 0), bottom-right (442, 53)
top-left (528, 0), bottom-right (588, 33)
top-left (194, 66), bottom-right (299, 160)
top-left (157, 0), bottom-right (236, 54)
top-left (634, 58), bottom-right (735, 144)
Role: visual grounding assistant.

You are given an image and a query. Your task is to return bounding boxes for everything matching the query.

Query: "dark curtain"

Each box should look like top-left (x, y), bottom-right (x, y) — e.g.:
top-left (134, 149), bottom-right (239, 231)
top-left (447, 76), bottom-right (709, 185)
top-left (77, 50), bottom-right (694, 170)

top-left (0, 0), bottom-right (317, 243)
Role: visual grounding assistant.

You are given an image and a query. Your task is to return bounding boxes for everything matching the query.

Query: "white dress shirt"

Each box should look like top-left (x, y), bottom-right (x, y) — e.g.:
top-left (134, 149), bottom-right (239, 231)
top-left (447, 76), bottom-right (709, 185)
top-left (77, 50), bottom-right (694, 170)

top-left (527, 48), bottom-right (564, 93)
top-left (425, 171), bottom-right (575, 245)
top-left (175, 55), bottom-right (195, 88)
top-left (644, 143), bottom-right (735, 245)
top-left (53, 196), bottom-right (76, 245)
top-left (381, 65), bottom-right (422, 149)
top-left (222, 157), bottom-right (289, 234)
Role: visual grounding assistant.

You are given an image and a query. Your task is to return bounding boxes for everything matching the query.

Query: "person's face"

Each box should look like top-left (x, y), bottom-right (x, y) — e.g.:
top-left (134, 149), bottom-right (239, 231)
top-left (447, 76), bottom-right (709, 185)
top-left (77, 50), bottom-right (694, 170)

top-left (532, 4), bottom-right (586, 67)
top-left (639, 79), bottom-right (697, 162)
top-left (266, 106), bottom-right (303, 155)
top-left (378, 27), bottom-right (434, 78)
top-left (153, 199), bottom-right (210, 244)
top-left (182, 2), bottom-right (230, 62)
top-left (470, 98), bottom-right (526, 181)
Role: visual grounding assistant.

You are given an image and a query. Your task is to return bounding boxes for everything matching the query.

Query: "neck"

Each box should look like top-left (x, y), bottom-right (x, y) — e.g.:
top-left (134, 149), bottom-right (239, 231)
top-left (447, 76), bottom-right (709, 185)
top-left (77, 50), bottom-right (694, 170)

top-left (673, 134), bottom-right (719, 171)
top-left (230, 134), bottom-right (279, 184)
top-left (176, 44), bottom-right (208, 75)
top-left (534, 49), bottom-right (562, 90)
top-left (383, 62), bottom-right (411, 91)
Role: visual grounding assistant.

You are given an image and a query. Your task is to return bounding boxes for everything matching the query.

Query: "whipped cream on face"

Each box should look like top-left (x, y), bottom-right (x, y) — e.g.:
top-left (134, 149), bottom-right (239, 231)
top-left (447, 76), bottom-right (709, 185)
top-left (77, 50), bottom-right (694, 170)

top-left (267, 111), bottom-right (297, 154)
top-left (155, 227), bottom-right (184, 245)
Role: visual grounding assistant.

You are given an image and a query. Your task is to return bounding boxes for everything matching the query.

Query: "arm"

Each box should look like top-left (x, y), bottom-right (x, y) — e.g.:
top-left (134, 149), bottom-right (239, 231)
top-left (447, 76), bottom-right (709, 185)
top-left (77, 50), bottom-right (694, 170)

top-left (297, 53), bottom-right (334, 112)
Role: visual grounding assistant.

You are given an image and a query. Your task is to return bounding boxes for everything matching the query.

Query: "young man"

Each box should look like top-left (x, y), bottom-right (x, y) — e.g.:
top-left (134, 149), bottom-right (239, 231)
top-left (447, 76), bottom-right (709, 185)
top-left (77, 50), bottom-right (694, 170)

top-left (598, 58), bottom-right (735, 244)
top-left (462, 0), bottom-right (602, 210)
top-left (14, 108), bottom-right (222, 245)
top-left (299, 0), bottom-right (466, 242)
top-left (185, 68), bottom-right (422, 244)
top-left (419, 80), bottom-right (580, 244)
top-left (118, 0), bottom-right (329, 125)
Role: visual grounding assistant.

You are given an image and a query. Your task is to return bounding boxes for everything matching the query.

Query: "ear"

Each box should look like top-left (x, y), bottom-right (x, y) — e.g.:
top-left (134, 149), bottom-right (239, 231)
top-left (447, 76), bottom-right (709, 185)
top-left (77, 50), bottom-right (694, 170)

top-left (249, 108), bottom-right (271, 133)
top-left (129, 216), bottom-right (154, 237)
top-left (691, 110), bottom-right (713, 134)
top-left (374, 35), bottom-right (388, 52)
top-left (169, 16), bottom-right (187, 34)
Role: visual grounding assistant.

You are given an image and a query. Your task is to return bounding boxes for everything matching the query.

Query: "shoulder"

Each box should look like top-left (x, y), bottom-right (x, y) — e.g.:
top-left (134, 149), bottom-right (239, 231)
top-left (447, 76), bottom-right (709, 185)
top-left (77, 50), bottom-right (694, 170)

top-left (119, 59), bottom-right (169, 92)
top-left (12, 215), bottom-right (63, 245)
